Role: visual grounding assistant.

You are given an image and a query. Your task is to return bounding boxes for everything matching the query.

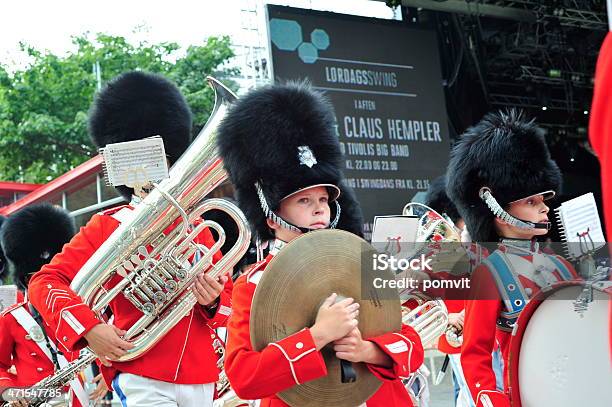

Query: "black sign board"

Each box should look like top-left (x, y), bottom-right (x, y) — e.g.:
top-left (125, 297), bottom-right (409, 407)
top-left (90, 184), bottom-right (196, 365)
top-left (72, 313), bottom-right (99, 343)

top-left (267, 5), bottom-right (450, 239)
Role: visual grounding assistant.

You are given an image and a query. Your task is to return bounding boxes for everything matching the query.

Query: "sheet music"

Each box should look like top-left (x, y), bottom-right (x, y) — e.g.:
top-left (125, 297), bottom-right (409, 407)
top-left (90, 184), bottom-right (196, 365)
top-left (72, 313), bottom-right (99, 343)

top-left (371, 215), bottom-right (423, 301)
top-left (101, 136), bottom-right (169, 187)
top-left (0, 285), bottom-right (18, 312)
top-left (371, 215), bottom-right (419, 257)
top-left (555, 192), bottom-right (606, 259)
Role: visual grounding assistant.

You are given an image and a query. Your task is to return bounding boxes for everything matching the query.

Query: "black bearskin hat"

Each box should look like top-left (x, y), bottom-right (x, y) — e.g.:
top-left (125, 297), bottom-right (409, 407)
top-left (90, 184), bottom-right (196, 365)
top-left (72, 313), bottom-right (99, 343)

top-left (217, 82), bottom-right (363, 240)
top-left (424, 176), bottom-right (461, 224)
top-left (1, 204), bottom-right (76, 291)
top-left (446, 110), bottom-right (562, 242)
top-left (88, 71), bottom-right (193, 200)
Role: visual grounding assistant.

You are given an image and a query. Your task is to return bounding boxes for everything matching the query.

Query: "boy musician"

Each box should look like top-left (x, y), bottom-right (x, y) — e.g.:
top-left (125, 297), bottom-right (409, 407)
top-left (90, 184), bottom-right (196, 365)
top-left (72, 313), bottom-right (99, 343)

top-left (446, 110), bottom-right (579, 407)
top-left (0, 204), bottom-right (83, 406)
top-left (28, 72), bottom-right (230, 407)
top-left (217, 83), bottom-right (424, 406)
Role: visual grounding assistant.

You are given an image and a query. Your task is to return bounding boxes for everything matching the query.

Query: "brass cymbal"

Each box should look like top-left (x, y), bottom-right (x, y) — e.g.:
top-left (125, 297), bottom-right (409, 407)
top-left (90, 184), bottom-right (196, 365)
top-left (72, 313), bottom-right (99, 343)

top-left (250, 229), bottom-right (401, 407)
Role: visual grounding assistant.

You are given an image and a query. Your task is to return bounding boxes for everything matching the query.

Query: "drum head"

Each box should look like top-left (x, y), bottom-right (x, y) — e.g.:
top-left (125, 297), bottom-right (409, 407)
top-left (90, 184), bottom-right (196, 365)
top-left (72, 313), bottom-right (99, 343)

top-left (510, 281), bottom-right (612, 407)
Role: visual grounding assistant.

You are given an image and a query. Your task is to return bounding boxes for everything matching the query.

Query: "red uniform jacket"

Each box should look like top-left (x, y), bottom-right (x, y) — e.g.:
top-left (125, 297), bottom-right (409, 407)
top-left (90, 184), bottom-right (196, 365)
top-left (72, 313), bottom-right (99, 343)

top-left (28, 205), bottom-right (230, 387)
top-left (590, 32), bottom-right (612, 240)
top-left (0, 298), bottom-right (84, 406)
top-left (224, 251), bottom-right (424, 407)
top-left (429, 243), bottom-right (487, 354)
top-left (0, 298), bottom-right (56, 388)
top-left (461, 244), bottom-right (578, 407)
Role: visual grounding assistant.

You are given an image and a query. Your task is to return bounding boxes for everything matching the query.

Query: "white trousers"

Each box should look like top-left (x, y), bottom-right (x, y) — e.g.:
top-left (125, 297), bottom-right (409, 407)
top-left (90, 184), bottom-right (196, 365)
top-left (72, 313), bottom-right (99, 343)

top-left (448, 354), bottom-right (475, 407)
top-left (112, 373), bottom-right (214, 407)
top-left (448, 347), bottom-right (504, 407)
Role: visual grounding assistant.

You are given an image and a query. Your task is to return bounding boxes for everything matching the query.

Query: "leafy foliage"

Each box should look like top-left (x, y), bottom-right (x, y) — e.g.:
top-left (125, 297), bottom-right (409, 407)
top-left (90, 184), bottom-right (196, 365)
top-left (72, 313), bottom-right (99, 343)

top-left (0, 34), bottom-right (238, 182)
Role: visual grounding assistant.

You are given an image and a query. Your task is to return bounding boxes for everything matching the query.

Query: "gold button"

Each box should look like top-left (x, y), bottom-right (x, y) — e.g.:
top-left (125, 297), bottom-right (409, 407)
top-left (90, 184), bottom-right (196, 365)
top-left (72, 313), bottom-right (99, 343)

top-left (296, 342), bottom-right (304, 349)
top-left (30, 352), bottom-right (37, 357)
top-left (63, 336), bottom-right (68, 341)
top-left (37, 367), bottom-right (43, 372)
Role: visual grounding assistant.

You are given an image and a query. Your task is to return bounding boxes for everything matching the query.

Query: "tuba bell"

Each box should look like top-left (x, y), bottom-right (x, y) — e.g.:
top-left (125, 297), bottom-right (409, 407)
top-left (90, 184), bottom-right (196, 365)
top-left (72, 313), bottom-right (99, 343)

top-left (403, 202), bottom-right (470, 277)
top-left (402, 202), bottom-right (461, 243)
top-left (70, 77), bottom-right (251, 361)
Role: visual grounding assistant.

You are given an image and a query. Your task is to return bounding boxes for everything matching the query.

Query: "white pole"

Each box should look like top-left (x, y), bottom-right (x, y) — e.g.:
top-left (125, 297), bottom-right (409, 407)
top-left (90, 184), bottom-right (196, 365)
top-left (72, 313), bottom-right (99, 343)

top-left (96, 61), bottom-right (102, 91)
top-left (92, 61), bottom-right (102, 91)
top-left (608, 0), bottom-right (612, 30)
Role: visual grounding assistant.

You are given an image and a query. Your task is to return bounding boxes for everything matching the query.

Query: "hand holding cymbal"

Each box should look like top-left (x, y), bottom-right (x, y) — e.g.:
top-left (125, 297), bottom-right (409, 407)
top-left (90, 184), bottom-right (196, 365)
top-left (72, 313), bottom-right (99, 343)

top-left (311, 294), bottom-right (359, 351)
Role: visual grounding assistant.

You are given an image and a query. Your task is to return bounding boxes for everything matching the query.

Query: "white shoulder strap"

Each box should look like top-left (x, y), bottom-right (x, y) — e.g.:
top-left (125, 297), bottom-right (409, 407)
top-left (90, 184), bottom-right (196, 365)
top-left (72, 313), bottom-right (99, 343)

top-left (11, 306), bottom-right (88, 406)
top-left (10, 306), bottom-right (55, 361)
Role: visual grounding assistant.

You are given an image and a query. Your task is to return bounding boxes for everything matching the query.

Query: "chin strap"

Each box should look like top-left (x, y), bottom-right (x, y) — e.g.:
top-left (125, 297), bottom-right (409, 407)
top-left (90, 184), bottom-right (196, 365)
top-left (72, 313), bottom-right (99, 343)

top-left (255, 182), bottom-right (341, 234)
top-left (479, 187), bottom-right (551, 230)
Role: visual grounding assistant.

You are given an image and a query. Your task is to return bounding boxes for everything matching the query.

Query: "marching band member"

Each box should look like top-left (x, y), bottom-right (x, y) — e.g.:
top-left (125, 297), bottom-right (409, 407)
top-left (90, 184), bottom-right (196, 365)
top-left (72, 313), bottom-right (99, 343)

top-left (0, 203), bottom-right (84, 406)
top-left (217, 83), bottom-right (424, 406)
top-left (446, 110), bottom-right (579, 407)
top-left (28, 72), bottom-right (230, 407)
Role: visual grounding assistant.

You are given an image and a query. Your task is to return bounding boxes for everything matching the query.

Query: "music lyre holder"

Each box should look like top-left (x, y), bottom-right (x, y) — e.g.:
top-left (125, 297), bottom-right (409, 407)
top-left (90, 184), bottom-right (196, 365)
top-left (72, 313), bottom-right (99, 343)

top-left (573, 228), bottom-right (606, 314)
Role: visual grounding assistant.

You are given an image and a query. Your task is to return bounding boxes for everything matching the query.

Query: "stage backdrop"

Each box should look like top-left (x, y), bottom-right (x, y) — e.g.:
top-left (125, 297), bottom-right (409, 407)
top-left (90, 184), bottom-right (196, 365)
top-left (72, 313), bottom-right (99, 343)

top-left (266, 5), bottom-right (450, 239)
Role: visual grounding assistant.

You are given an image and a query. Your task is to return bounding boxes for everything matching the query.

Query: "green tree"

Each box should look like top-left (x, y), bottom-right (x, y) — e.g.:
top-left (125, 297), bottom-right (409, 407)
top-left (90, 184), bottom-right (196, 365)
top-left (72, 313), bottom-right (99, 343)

top-left (171, 36), bottom-right (239, 131)
top-left (0, 33), bottom-right (238, 183)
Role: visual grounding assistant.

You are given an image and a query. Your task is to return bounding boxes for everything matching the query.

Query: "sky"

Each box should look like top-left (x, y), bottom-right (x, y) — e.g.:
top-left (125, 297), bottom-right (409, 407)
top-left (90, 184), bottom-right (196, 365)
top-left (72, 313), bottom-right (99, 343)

top-left (0, 0), bottom-right (397, 70)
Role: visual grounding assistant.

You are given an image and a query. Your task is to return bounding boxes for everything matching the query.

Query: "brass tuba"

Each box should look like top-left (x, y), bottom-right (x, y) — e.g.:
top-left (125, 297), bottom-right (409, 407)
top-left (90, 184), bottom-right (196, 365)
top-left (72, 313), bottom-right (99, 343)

top-left (212, 338), bottom-right (255, 407)
top-left (403, 202), bottom-right (465, 349)
top-left (403, 202), bottom-right (468, 276)
top-left (400, 293), bottom-right (448, 403)
top-left (401, 293), bottom-right (448, 348)
top-left (402, 202), bottom-right (461, 243)
top-left (70, 77), bottom-right (251, 361)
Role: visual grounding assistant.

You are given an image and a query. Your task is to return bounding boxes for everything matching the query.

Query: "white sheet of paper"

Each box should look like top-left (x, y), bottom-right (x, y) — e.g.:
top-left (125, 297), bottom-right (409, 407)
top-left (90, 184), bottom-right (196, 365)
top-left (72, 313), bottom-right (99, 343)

top-left (101, 136), bottom-right (169, 187)
top-left (0, 285), bottom-right (18, 312)
top-left (371, 215), bottom-right (420, 256)
top-left (555, 192), bottom-right (606, 258)
top-left (371, 216), bottom-right (423, 300)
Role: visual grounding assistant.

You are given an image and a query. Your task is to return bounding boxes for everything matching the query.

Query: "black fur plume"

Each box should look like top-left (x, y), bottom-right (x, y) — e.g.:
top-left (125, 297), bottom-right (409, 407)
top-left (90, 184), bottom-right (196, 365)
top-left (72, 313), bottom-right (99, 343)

top-left (89, 71), bottom-right (192, 200)
top-left (1, 204), bottom-right (75, 290)
top-left (217, 82), bottom-right (348, 240)
top-left (424, 176), bottom-right (461, 224)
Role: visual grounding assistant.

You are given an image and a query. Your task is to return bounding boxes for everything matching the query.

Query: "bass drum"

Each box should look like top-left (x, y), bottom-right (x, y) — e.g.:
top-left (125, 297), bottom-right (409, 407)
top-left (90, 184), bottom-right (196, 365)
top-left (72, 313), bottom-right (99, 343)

top-left (508, 280), bottom-right (612, 407)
